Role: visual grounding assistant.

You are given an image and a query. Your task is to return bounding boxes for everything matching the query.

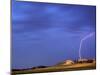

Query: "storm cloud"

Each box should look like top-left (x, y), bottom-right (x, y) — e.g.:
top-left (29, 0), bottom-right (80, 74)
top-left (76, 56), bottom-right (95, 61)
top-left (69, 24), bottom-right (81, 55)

top-left (12, 0), bottom-right (96, 69)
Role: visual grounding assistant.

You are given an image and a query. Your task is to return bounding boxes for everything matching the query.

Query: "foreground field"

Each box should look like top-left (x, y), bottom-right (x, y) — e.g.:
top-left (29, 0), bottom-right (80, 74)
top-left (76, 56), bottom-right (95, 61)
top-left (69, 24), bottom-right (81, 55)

top-left (12, 62), bottom-right (96, 75)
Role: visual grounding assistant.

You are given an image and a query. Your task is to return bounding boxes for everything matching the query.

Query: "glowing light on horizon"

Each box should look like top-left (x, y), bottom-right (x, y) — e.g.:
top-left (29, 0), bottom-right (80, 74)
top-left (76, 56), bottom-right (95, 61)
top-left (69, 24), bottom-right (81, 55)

top-left (79, 32), bottom-right (95, 60)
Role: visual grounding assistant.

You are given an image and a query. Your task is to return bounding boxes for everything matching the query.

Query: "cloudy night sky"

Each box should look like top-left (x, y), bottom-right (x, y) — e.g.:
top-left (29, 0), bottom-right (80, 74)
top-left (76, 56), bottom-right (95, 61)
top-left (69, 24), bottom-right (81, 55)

top-left (12, 0), bottom-right (96, 69)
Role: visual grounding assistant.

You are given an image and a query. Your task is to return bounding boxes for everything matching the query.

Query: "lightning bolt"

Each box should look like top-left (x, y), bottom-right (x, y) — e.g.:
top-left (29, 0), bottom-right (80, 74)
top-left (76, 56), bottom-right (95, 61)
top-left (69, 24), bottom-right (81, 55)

top-left (79, 32), bottom-right (95, 60)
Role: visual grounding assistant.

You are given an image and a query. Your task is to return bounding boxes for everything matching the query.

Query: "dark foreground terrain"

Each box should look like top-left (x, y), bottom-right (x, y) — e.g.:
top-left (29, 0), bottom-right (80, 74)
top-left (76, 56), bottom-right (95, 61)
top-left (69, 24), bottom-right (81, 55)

top-left (12, 62), bottom-right (96, 75)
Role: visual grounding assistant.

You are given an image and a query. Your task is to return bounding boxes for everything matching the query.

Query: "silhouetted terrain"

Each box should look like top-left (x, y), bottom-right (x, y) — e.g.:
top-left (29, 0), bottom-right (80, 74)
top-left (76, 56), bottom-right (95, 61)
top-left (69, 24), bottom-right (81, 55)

top-left (12, 59), bottom-right (96, 75)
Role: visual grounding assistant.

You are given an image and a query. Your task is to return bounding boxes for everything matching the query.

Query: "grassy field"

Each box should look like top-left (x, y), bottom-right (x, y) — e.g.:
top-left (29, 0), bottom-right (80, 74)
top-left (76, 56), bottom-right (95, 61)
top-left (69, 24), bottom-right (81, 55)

top-left (12, 63), bottom-right (96, 75)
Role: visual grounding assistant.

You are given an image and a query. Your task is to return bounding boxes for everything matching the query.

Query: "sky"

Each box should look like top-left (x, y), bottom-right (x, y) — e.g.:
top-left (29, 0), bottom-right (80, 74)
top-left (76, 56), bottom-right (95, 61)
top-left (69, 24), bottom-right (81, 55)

top-left (12, 0), bottom-right (96, 69)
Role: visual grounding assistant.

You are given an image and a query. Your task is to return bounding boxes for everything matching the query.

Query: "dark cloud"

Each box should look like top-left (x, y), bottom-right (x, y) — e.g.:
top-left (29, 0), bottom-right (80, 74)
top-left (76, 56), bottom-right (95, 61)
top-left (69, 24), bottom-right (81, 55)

top-left (12, 0), bottom-right (96, 69)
